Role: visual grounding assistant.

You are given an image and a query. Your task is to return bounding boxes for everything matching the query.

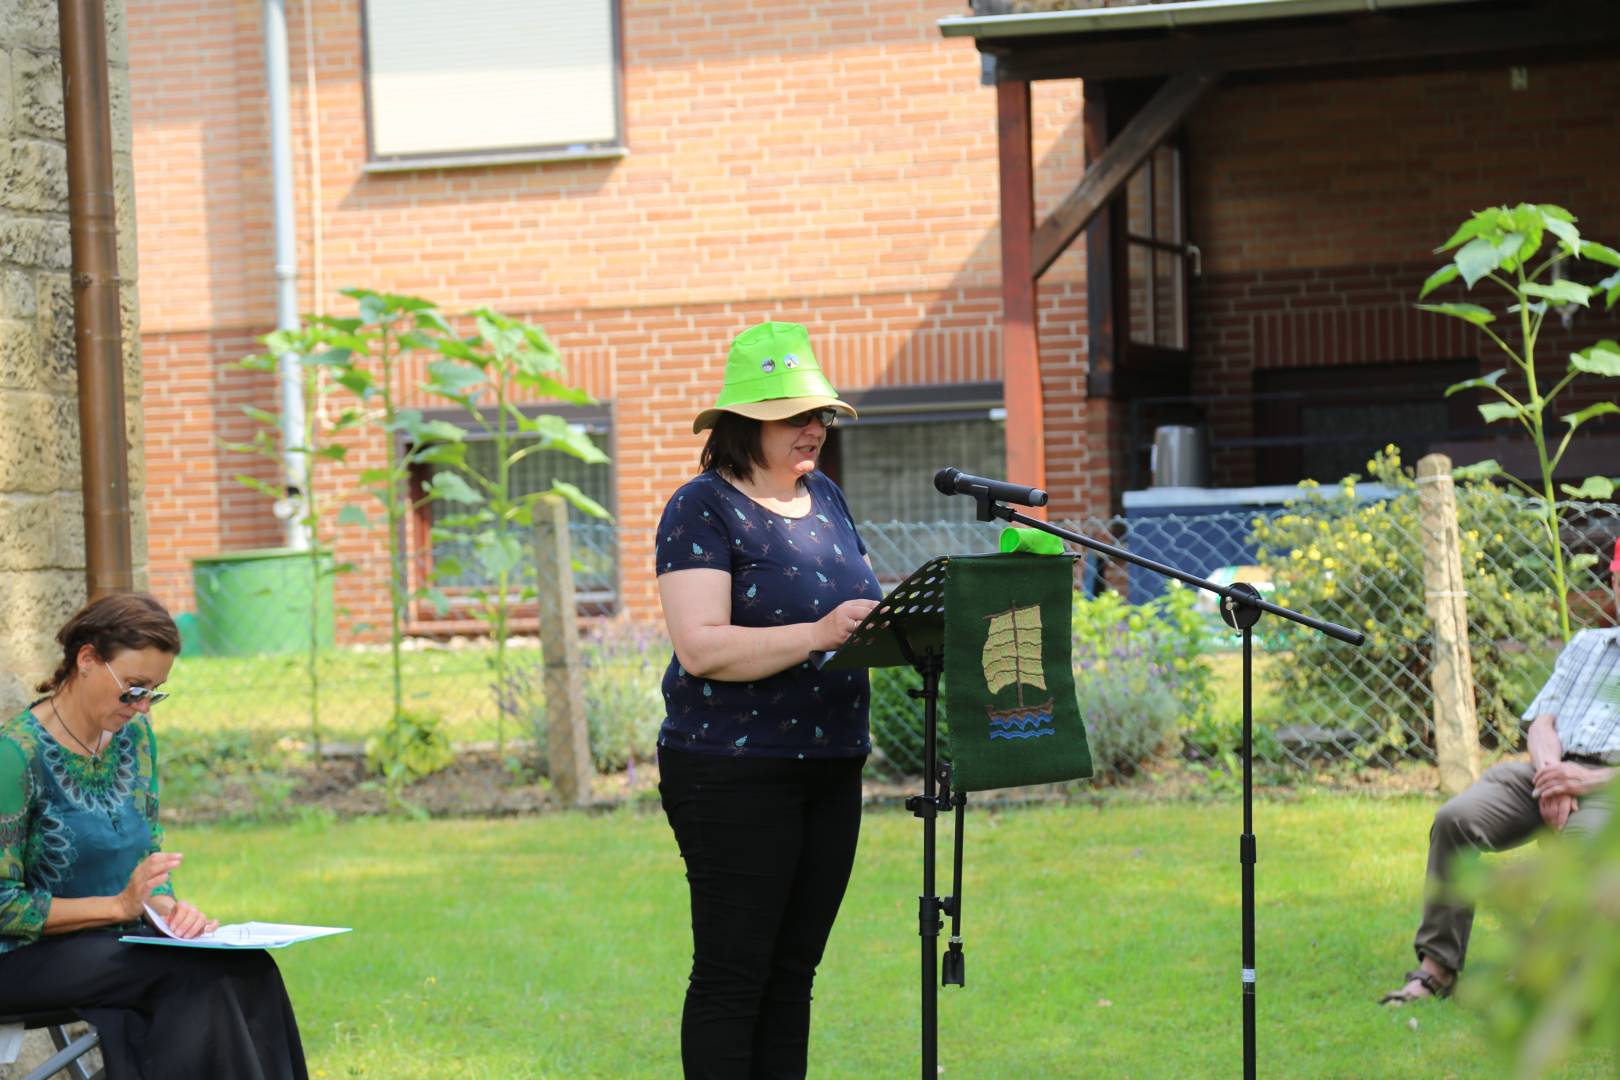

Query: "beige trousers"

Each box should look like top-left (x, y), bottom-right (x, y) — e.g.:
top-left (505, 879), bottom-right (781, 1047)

top-left (1412, 760), bottom-right (1613, 973)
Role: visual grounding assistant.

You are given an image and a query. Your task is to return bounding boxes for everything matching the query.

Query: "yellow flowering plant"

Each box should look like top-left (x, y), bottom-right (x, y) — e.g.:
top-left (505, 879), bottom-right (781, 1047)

top-left (1250, 448), bottom-right (1561, 761)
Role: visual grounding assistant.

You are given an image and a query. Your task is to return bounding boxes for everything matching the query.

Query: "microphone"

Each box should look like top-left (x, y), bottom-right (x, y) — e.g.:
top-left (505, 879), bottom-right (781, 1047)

top-left (933, 467), bottom-right (1048, 508)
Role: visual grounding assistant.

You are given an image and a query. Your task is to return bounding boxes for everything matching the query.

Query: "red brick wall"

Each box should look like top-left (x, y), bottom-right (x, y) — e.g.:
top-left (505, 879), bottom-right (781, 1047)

top-left (128, 0), bottom-right (1095, 629)
top-left (1183, 60), bottom-right (1620, 489)
top-left (128, 0), bottom-right (1619, 632)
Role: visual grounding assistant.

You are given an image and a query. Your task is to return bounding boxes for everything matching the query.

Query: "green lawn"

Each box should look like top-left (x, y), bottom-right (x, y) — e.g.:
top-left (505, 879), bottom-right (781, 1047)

top-left (165, 796), bottom-right (1612, 1079)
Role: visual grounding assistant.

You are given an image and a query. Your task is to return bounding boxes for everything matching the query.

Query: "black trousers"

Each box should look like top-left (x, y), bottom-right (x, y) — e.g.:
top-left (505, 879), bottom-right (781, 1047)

top-left (658, 746), bottom-right (865, 1080)
top-left (0, 929), bottom-right (307, 1080)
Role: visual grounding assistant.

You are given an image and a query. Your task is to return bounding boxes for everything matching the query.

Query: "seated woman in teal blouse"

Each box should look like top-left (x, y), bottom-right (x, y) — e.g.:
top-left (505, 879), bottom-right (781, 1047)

top-left (0, 591), bottom-right (307, 1079)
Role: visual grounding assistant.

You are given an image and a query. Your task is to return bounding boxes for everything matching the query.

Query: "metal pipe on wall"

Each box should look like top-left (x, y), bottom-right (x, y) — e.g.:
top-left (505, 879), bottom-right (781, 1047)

top-left (264, 0), bottom-right (309, 549)
top-left (59, 0), bottom-right (133, 600)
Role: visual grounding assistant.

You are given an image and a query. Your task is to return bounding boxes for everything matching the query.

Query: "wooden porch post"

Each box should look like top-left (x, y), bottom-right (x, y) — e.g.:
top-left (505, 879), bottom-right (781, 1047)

top-left (1083, 79), bottom-right (1129, 516)
top-left (997, 79), bottom-right (1045, 509)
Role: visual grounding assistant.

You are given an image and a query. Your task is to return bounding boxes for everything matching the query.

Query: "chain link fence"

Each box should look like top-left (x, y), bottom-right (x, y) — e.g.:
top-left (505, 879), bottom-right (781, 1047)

top-left (145, 489), bottom-right (1620, 781)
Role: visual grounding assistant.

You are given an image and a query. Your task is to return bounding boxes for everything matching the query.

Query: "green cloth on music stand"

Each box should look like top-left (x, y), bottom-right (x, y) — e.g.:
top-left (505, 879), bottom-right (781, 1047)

top-left (944, 553), bottom-right (1092, 791)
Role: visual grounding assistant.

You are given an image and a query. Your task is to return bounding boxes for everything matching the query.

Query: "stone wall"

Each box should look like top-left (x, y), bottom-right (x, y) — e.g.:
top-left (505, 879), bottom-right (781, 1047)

top-left (0, 0), bottom-right (144, 722)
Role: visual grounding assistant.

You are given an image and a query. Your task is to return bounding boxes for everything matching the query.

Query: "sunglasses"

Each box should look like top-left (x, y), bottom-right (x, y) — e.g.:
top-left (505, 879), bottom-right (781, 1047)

top-left (105, 662), bottom-right (170, 706)
top-left (782, 407), bottom-right (839, 429)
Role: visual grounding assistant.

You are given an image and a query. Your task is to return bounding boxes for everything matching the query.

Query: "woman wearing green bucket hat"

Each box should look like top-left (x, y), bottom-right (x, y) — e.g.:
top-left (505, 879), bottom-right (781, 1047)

top-left (654, 321), bottom-right (881, 1078)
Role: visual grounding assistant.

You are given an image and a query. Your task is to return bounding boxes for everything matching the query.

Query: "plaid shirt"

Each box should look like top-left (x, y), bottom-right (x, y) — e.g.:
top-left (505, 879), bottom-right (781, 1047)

top-left (1522, 628), bottom-right (1620, 764)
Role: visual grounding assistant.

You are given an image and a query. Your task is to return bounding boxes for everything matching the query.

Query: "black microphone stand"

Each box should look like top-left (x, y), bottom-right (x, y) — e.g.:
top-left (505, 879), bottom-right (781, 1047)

top-left (952, 482), bottom-right (1363, 1080)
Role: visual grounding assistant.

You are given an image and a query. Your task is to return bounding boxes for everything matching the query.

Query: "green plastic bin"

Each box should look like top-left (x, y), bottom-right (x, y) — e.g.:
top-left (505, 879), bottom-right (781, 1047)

top-left (191, 547), bottom-right (335, 657)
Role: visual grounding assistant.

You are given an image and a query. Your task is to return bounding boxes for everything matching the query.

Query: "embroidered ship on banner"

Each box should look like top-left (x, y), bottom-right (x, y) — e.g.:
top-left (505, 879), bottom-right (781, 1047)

top-left (981, 603), bottom-right (1056, 740)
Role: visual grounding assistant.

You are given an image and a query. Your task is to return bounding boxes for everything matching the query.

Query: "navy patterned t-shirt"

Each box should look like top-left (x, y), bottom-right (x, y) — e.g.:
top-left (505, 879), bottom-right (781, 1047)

top-left (655, 469), bottom-right (882, 759)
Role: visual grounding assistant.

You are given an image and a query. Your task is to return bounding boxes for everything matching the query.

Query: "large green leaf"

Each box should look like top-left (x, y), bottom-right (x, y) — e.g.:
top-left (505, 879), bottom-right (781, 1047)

top-left (337, 504), bottom-right (371, 527)
top-left (434, 337), bottom-right (483, 363)
top-left (426, 358), bottom-right (487, 394)
top-left (1416, 302), bottom-right (1495, 327)
top-left (1478, 402), bottom-right (1522, 424)
top-left (336, 367), bottom-right (376, 398)
top-left (1507, 205), bottom-right (1545, 266)
top-left (1536, 203), bottom-right (1576, 224)
top-left (241, 405), bottom-right (278, 426)
top-left (514, 370), bottom-right (595, 405)
top-left (1450, 459), bottom-right (1503, 482)
top-left (1579, 241), bottom-right (1620, 268)
top-left (1496, 230), bottom-right (1530, 273)
top-left (1522, 279), bottom-right (1592, 307)
top-left (1454, 237), bottom-right (1502, 287)
top-left (357, 468), bottom-right (392, 486)
top-left (234, 473), bottom-right (281, 498)
top-left (308, 347), bottom-right (355, 368)
top-left (1571, 340), bottom-right (1620, 376)
top-left (1599, 270), bottom-right (1620, 309)
top-left (1418, 263), bottom-right (1460, 300)
top-left (1560, 402), bottom-right (1620, 429)
top-left (313, 444), bottom-right (348, 461)
top-left (1559, 476), bottom-right (1616, 500)
top-left (418, 587), bottom-right (453, 616)
top-left (426, 470), bottom-right (484, 505)
top-left (412, 441), bottom-right (467, 468)
top-left (414, 309), bottom-right (454, 336)
top-left (1436, 213), bottom-right (1492, 253)
top-left (1543, 215), bottom-right (1582, 256)
top-left (1444, 368), bottom-right (1507, 397)
top-left (355, 291), bottom-right (387, 325)
top-left (548, 479), bottom-right (612, 520)
top-left (310, 315), bottom-right (363, 334)
top-left (475, 533), bottom-right (526, 579)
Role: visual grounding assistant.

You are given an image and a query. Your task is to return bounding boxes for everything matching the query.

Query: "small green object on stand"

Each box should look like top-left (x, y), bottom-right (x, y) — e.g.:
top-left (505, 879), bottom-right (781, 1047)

top-left (998, 526), bottom-right (1066, 556)
top-left (190, 547), bottom-right (335, 657)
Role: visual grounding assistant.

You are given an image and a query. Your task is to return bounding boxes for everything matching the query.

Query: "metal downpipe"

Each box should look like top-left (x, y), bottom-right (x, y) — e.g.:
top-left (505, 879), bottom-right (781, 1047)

top-left (59, 0), bottom-right (133, 599)
top-left (264, 0), bottom-right (309, 549)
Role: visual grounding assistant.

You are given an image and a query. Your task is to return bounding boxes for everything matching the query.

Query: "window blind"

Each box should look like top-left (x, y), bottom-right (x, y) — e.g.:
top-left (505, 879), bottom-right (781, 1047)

top-left (365, 0), bottom-right (619, 161)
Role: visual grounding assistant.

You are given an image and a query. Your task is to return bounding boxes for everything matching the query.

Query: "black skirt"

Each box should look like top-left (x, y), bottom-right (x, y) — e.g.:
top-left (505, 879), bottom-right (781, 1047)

top-left (0, 929), bottom-right (308, 1080)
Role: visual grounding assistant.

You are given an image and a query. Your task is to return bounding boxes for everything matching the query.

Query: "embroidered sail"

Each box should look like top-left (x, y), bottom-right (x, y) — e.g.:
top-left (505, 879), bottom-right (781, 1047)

top-left (981, 604), bottom-right (1055, 740)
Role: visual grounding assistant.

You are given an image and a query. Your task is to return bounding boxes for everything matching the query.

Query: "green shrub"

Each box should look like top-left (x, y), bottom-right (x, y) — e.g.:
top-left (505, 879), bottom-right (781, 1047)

top-left (579, 620), bottom-right (667, 774)
top-left (1250, 447), bottom-right (1561, 761)
top-left (1472, 809), bottom-right (1620, 1076)
top-left (503, 621), bottom-right (668, 776)
top-left (1072, 583), bottom-right (1213, 777)
top-left (867, 665), bottom-right (943, 779)
top-left (365, 708), bottom-right (454, 787)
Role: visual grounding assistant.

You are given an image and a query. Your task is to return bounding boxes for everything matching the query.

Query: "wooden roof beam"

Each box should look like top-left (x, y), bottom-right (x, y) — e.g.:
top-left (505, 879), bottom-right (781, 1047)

top-left (1031, 69), bottom-right (1218, 280)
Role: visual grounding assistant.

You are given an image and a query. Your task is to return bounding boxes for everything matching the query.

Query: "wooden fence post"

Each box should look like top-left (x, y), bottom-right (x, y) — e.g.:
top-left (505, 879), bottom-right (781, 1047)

top-left (1416, 453), bottom-right (1481, 795)
top-left (534, 494), bottom-right (594, 807)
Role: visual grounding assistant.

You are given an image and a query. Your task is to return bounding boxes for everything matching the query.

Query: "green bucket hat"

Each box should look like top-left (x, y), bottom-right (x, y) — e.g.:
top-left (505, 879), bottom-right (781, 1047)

top-left (692, 321), bottom-right (858, 434)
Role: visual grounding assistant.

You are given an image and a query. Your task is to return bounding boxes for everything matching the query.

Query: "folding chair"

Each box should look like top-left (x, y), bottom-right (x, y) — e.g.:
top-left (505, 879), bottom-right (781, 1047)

top-left (0, 1013), bottom-right (102, 1080)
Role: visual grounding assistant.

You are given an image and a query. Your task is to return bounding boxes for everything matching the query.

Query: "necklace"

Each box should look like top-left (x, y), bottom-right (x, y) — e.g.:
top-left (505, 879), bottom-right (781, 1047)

top-left (48, 697), bottom-right (102, 758)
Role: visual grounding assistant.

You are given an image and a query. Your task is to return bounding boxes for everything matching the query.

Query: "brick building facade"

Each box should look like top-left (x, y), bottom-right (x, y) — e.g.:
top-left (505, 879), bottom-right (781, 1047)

top-left (125, 1), bottom-right (1620, 633)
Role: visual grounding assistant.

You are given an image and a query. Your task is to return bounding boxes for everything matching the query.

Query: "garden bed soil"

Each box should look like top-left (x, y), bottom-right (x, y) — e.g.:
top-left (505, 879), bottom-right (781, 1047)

top-left (163, 750), bottom-right (1458, 824)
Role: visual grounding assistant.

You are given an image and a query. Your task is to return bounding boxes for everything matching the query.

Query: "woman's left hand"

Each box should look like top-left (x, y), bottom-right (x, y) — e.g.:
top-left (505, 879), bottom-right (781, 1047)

top-left (152, 897), bottom-right (220, 939)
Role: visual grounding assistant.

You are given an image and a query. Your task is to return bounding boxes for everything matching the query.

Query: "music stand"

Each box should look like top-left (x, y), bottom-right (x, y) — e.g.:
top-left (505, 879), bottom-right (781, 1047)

top-left (945, 483), bottom-right (1363, 1080)
top-left (814, 556), bottom-right (966, 1080)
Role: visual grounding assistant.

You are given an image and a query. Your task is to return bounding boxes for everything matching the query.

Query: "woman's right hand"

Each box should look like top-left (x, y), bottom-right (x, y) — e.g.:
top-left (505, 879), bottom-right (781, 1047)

top-left (118, 852), bottom-right (182, 921)
top-left (814, 599), bottom-right (879, 651)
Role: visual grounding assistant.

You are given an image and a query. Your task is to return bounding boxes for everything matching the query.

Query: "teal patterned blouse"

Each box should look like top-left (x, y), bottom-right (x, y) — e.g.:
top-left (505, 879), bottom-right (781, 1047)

top-left (0, 707), bottom-right (172, 953)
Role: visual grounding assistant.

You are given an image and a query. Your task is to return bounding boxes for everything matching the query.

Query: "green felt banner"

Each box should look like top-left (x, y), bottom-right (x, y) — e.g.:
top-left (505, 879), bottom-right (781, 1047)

top-left (944, 553), bottom-right (1093, 791)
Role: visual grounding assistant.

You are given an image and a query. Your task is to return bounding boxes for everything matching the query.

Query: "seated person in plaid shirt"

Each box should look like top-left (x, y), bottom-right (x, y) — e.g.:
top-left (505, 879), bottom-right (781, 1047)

top-left (1381, 538), bottom-right (1620, 1005)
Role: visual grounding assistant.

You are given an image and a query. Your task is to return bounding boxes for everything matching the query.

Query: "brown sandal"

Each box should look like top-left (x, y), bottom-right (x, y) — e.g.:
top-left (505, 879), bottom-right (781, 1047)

top-left (1379, 968), bottom-right (1454, 1005)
